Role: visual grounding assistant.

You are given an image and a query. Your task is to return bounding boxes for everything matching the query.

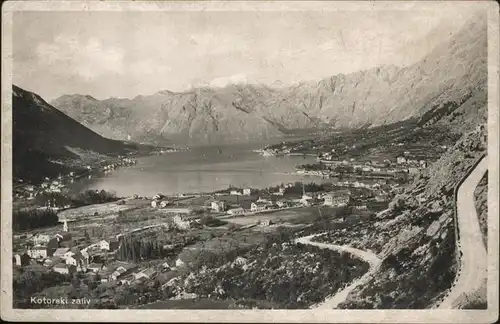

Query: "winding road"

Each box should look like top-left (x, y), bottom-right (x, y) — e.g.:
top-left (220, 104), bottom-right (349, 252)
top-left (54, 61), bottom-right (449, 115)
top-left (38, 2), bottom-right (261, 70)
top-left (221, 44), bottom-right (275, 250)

top-left (438, 156), bottom-right (488, 309)
top-left (294, 233), bottom-right (382, 309)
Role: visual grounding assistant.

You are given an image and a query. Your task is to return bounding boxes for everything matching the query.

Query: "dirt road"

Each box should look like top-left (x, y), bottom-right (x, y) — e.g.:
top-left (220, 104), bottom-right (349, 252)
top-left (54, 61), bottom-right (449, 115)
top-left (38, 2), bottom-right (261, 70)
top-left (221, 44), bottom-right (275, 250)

top-left (295, 233), bottom-right (382, 309)
top-left (438, 157), bottom-right (488, 308)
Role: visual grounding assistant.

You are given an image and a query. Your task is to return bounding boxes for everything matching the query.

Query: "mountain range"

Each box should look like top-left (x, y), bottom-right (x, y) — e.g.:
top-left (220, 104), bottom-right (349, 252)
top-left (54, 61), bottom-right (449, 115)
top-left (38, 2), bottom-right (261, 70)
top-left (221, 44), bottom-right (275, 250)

top-left (12, 85), bottom-right (154, 184)
top-left (50, 14), bottom-right (487, 145)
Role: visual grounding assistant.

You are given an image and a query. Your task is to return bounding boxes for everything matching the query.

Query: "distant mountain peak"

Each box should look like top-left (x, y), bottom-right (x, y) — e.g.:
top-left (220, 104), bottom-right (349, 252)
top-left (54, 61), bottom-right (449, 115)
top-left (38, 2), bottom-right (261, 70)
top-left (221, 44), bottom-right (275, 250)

top-left (49, 16), bottom-right (486, 145)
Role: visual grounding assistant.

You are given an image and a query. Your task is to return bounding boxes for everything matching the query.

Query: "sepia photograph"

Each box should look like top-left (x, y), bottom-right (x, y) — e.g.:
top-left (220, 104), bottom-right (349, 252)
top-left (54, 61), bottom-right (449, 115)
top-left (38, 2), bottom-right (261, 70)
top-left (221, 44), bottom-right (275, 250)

top-left (1, 1), bottom-right (499, 322)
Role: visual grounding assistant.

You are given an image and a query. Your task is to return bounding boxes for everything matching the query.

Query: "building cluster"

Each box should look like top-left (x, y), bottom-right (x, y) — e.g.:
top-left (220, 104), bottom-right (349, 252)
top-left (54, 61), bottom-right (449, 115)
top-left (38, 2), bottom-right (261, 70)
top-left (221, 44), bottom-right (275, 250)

top-left (12, 220), bottom-right (178, 287)
top-left (14, 157), bottom-right (137, 200)
top-left (311, 153), bottom-right (429, 178)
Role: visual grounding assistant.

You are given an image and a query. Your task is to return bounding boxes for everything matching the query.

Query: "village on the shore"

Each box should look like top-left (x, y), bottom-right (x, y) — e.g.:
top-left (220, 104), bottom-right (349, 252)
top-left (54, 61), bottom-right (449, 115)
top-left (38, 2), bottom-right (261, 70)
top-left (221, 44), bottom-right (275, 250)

top-left (11, 137), bottom-right (434, 306)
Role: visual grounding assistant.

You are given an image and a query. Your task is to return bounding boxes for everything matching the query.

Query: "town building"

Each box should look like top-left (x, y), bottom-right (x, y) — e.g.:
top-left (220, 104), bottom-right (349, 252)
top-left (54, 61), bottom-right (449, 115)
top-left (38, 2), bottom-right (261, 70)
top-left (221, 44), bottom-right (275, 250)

top-left (95, 240), bottom-right (110, 251)
top-left (250, 202), bottom-right (267, 212)
top-left (55, 232), bottom-right (72, 243)
top-left (175, 258), bottom-right (185, 268)
top-left (243, 188), bottom-right (252, 196)
top-left (53, 263), bottom-right (76, 275)
top-left (323, 191), bottom-right (351, 207)
top-left (134, 268), bottom-right (157, 280)
top-left (260, 219), bottom-right (273, 226)
top-left (408, 167), bottom-right (419, 175)
top-left (14, 253), bottom-right (31, 266)
top-left (353, 204), bottom-right (368, 210)
top-left (227, 207), bottom-right (245, 216)
top-left (87, 263), bottom-right (104, 273)
top-left (230, 190), bottom-right (242, 196)
top-left (119, 274), bottom-right (135, 286)
top-left (44, 256), bottom-right (63, 267)
top-left (276, 200), bottom-right (287, 208)
top-left (53, 247), bottom-right (70, 258)
top-left (396, 156), bottom-right (407, 164)
top-left (32, 234), bottom-right (50, 246)
top-left (211, 200), bottom-right (226, 212)
top-left (27, 246), bottom-right (48, 259)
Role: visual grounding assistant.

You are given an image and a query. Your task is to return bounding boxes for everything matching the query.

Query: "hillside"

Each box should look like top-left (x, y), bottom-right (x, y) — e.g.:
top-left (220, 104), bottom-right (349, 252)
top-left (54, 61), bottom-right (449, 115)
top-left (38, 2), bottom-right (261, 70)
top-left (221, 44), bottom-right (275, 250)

top-left (474, 172), bottom-right (488, 249)
top-left (310, 122), bottom-right (487, 308)
top-left (51, 14), bottom-right (486, 145)
top-left (12, 85), bottom-right (154, 184)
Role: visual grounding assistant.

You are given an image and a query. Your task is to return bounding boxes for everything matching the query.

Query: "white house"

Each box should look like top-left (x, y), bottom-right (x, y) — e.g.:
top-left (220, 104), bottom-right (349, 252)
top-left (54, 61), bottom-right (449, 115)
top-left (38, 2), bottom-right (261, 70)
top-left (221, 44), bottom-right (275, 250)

top-left (87, 263), bottom-right (103, 273)
top-left (276, 200), bottom-right (287, 208)
top-left (396, 156), bottom-right (407, 164)
top-left (27, 246), bottom-right (48, 259)
top-left (32, 234), bottom-right (50, 246)
top-left (134, 268), bottom-right (157, 280)
top-left (230, 190), bottom-right (242, 196)
top-left (65, 253), bottom-right (87, 271)
top-left (110, 267), bottom-right (128, 281)
top-left (250, 202), bottom-right (267, 212)
top-left (232, 257), bottom-right (248, 267)
top-left (97, 240), bottom-right (110, 251)
top-left (175, 258), bottom-right (185, 268)
top-left (260, 219), bottom-right (273, 226)
top-left (53, 247), bottom-right (70, 258)
top-left (323, 191), bottom-right (351, 207)
top-left (227, 207), bottom-right (245, 216)
top-left (211, 201), bottom-right (226, 212)
top-left (243, 188), bottom-right (252, 196)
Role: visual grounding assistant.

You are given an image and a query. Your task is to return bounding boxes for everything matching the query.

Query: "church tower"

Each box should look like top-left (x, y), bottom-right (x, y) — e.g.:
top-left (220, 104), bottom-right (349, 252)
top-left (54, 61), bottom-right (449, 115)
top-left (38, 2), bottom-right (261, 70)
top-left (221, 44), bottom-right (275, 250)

top-left (63, 220), bottom-right (68, 232)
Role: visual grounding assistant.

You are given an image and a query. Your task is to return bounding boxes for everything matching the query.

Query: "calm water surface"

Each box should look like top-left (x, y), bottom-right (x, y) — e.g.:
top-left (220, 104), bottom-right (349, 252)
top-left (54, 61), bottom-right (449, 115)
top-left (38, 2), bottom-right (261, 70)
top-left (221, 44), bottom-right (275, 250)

top-left (68, 141), bottom-right (328, 197)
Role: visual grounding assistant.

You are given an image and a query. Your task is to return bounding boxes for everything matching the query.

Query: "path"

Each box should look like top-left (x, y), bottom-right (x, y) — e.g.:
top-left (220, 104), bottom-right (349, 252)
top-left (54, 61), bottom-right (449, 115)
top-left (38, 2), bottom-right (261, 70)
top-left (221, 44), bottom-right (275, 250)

top-left (438, 157), bottom-right (488, 308)
top-left (294, 233), bottom-right (382, 309)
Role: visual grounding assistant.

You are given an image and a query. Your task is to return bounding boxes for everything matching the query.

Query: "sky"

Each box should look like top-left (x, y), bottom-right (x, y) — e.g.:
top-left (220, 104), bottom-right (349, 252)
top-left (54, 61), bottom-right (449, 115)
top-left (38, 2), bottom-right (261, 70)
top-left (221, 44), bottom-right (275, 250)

top-left (13, 7), bottom-right (477, 101)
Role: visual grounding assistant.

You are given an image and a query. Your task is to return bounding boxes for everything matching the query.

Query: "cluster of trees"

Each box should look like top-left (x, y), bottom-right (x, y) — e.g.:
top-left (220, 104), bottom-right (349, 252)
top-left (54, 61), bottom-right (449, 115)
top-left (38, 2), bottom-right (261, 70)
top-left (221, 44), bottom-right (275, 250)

top-left (35, 189), bottom-right (118, 208)
top-left (198, 216), bottom-right (228, 228)
top-left (297, 163), bottom-right (330, 171)
top-left (284, 182), bottom-right (325, 195)
top-left (116, 236), bottom-right (172, 262)
top-left (13, 266), bottom-right (71, 308)
top-left (13, 208), bottom-right (59, 231)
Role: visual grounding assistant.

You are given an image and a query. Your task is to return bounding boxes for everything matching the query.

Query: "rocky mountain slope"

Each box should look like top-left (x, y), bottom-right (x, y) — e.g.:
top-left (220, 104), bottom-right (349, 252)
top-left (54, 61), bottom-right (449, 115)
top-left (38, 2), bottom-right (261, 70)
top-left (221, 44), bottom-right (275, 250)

top-left (310, 122), bottom-right (488, 309)
top-left (51, 14), bottom-right (486, 145)
top-left (474, 172), bottom-right (488, 249)
top-left (12, 85), bottom-right (153, 184)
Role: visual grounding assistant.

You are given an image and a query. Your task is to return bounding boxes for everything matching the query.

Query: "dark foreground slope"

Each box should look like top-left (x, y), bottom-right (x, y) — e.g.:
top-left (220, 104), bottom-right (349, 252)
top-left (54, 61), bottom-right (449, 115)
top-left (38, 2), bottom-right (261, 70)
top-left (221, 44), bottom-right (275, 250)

top-left (13, 85), bottom-right (154, 184)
